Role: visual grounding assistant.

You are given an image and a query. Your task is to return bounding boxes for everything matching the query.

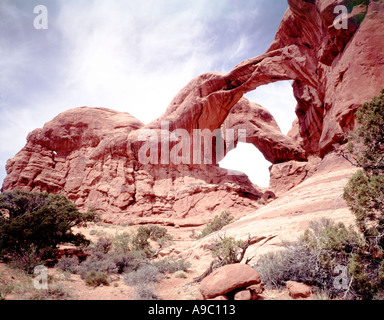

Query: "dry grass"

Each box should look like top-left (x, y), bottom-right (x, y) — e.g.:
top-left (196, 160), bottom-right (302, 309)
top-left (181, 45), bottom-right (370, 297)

top-left (0, 264), bottom-right (73, 300)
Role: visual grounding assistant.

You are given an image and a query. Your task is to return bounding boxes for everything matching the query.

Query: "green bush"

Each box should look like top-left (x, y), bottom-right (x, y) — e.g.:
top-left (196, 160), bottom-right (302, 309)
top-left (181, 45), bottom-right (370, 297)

top-left (347, 253), bottom-right (384, 299)
top-left (131, 225), bottom-right (173, 258)
top-left (84, 270), bottom-right (109, 287)
top-left (254, 219), bottom-right (362, 299)
top-left (112, 232), bottom-right (131, 254)
top-left (192, 210), bottom-right (234, 239)
top-left (344, 88), bottom-right (384, 172)
top-left (301, 218), bottom-right (362, 269)
top-left (0, 189), bottom-right (99, 260)
top-left (210, 235), bottom-right (246, 265)
top-left (342, 89), bottom-right (384, 299)
top-left (343, 170), bottom-right (384, 239)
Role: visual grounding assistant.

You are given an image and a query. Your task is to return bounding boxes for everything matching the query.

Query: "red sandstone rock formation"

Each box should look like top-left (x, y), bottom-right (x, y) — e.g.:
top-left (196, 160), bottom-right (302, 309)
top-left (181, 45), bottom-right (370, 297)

top-left (2, 105), bottom-right (270, 222)
top-left (139, 0), bottom-right (384, 192)
top-left (2, 0), bottom-right (384, 220)
top-left (221, 98), bottom-right (306, 164)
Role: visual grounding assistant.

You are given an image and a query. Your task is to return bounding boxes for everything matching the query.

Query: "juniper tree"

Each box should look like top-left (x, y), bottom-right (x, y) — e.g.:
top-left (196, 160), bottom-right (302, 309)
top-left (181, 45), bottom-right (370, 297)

top-left (0, 189), bottom-right (99, 261)
top-left (343, 89), bottom-right (384, 299)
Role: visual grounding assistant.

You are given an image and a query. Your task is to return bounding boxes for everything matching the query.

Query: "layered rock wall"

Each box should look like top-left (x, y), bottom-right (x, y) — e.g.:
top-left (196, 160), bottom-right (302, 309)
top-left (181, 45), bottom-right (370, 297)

top-left (2, 105), bottom-right (275, 223)
top-left (2, 0), bottom-right (384, 221)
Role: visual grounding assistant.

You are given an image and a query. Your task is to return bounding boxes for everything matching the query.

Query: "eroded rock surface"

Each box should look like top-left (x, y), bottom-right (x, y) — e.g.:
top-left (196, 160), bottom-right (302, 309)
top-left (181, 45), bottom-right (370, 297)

top-left (2, 105), bottom-right (270, 222)
top-left (2, 0), bottom-right (384, 221)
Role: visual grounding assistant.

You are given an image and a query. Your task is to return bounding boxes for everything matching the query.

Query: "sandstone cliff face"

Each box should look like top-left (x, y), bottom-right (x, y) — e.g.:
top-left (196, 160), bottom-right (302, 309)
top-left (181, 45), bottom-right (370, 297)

top-left (2, 0), bottom-right (383, 221)
top-left (285, 0), bottom-right (384, 156)
top-left (2, 105), bottom-right (272, 222)
top-left (137, 0), bottom-right (383, 193)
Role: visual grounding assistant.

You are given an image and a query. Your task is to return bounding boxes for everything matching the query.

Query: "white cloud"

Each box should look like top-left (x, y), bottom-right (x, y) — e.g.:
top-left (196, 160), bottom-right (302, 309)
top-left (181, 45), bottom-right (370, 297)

top-left (54, 0), bottom-right (226, 123)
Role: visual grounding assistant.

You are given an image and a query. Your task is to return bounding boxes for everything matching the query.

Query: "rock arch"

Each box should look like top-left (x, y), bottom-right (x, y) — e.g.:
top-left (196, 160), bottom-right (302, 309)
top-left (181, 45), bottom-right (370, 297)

top-left (2, 0), bottom-right (384, 222)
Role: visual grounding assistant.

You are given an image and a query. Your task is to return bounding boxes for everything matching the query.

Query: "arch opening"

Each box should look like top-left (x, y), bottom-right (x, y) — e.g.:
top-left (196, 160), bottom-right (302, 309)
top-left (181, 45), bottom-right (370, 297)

top-left (219, 80), bottom-right (298, 188)
top-left (244, 80), bottom-right (297, 135)
top-left (219, 142), bottom-right (271, 188)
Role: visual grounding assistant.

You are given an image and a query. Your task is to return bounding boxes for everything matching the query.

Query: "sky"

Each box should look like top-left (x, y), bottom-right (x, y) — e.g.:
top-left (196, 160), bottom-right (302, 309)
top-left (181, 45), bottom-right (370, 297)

top-left (0, 0), bottom-right (297, 188)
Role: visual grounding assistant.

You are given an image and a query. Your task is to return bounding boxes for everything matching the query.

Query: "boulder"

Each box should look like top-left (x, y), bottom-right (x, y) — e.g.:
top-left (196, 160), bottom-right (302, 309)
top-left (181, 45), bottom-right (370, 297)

top-left (199, 264), bottom-right (262, 300)
top-left (286, 281), bottom-right (312, 299)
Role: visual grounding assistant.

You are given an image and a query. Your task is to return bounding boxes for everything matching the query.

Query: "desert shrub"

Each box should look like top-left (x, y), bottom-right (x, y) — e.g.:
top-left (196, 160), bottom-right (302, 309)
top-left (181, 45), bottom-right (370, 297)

top-left (90, 237), bottom-right (113, 255)
top-left (75, 235), bottom-right (134, 276)
top-left (29, 282), bottom-right (72, 300)
top-left (152, 258), bottom-right (191, 274)
top-left (254, 219), bottom-right (363, 299)
top-left (57, 230), bottom-right (156, 283)
top-left (124, 264), bottom-right (162, 300)
top-left (301, 218), bottom-right (362, 269)
top-left (0, 189), bottom-right (99, 260)
top-left (255, 241), bottom-right (330, 287)
top-left (76, 252), bottom-right (118, 279)
top-left (209, 234), bottom-right (248, 265)
top-left (134, 283), bottom-right (159, 300)
top-left (124, 264), bottom-right (162, 286)
top-left (131, 225), bottom-right (173, 258)
top-left (192, 210), bottom-right (234, 239)
top-left (3, 269), bottom-right (73, 300)
top-left (193, 233), bottom-right (257, 283)
top-left (84, 270), bottom-right (109, 287)
top-left (9, 245), bottom-right (43, 274)
top-left (55, 256), bottom-right (79, 273)
top-left (110, 226), bottom-right (173, 258)
top-left (112, 232), bottom-right (132, 254)
top-left (111, 251), bottom-right (142, 274)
